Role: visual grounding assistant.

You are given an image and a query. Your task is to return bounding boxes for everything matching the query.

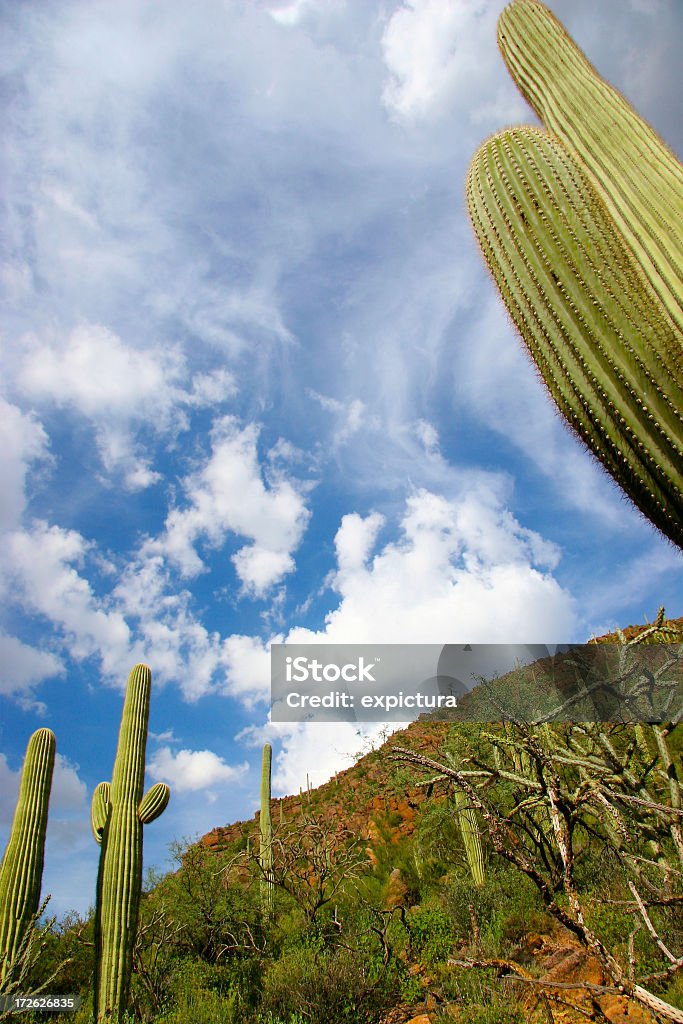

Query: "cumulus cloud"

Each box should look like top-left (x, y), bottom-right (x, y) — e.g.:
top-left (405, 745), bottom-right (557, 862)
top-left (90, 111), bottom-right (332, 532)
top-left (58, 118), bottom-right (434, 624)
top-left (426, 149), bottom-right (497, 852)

top-left (3, 521), bottom-right (134, 680)
top-left (113, 553), bottom-right (230, 699)
top-left (307, 487), bottom-right (575, 644)
top-left (0, 634), bottom-right (63, 700)
top-left (17, 324), bottom-right (237, 490)
top-left (334, 510), bottom-right (385, 574)
top-left (280, 723), bottom-right (391, 793)
top-left (152, 416), bottom-right (311, 594)
top-left (19, 324), bottom-right (182, 417)
top-left (381, 0), bottom-right (526, 125)
top-left (147, 746), bottom-right (248, 793)
top-left (221, 634), bottom-right (273, 706)
top-left (235, 483), bottom-right (577, 792)
top-left (52, 754), bottom-right (89, 813)
top-left (0, 399), bottom-right (50, 531)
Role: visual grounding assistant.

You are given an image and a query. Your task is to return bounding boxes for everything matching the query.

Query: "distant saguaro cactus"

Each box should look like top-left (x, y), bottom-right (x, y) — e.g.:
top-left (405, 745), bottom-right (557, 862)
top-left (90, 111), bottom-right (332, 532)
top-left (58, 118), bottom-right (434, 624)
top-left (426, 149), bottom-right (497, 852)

top-left (259, 743), bottom-right (274, 916)
top-left (454, 789), bottom-right (486, 888)
top-left (91, 665), bottom-right (170, 1023)
top-left (0, 729), bottom-right (55, 987)
top-left (466, 0), bottom-right (683, 549)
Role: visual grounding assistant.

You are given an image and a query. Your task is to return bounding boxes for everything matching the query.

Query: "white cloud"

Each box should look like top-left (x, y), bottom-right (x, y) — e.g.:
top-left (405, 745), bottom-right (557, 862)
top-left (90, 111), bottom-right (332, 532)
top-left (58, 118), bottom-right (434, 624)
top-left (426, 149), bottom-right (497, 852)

top-left (4, 521), bottom-right (134, 679)
top-left (147, 746), bottom-right (248, 793)
top-left (334, 510), bottom-right (385, 574)
top-left (210, 481), bottom-right (575, 726)
top-left (0, 399), bottom-right (50, 531)
top-left (276, 722), bottom-right (390, 794)
top-left (0, 635), bottom-right (63, 698)
top-left (308, 392), bottom-right (376, 448)
top-left (20, 323), bottom-right (183, 418)
top-left (381, 0), bottom-right (526, 125)
top-left (303, 488), bottom-right (573, 645)
top-left (113, 553), bottom-right (229, 699)
top-left (153, 416), bottom-right (311, 594)
top-left (268, 0), bottom-right (321, 26)
top-left (16, 325), bottom-right (237, 490)
top-left (239, 718), bottom-right (401, 796)
top-left (221, 634), bottom-right (273, 706)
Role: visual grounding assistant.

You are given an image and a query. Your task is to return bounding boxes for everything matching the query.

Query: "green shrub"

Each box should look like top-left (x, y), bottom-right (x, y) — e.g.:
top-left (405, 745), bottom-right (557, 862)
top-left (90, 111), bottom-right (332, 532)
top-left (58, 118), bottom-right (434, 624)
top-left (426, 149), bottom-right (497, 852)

top-left (257, 937), bottom-right (399, 1024)
top-left (407, 905), bottom-right (456, 964)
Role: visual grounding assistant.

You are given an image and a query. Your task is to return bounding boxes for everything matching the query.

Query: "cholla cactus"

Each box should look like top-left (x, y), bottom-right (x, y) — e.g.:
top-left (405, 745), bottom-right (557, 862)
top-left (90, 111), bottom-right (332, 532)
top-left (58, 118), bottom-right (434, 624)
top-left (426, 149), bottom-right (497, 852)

top-left (466, 0), bottom-right (683, 548)
top-left (0, 729), bottom-right (55, 987)
top-left (92, 665), bottom-right (170, 1022)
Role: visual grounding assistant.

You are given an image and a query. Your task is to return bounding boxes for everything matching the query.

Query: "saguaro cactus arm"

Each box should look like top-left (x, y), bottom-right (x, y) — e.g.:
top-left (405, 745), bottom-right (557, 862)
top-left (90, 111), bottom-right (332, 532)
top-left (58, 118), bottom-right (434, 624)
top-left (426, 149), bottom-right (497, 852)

top-left (139, 783), bottom-right (170, 824)
top-left (93, 665), bottom-right (170, 1024)
top-left (0, 728), bottom-right (55, 986)
top-left (91, 783), bottom-right (111, 844)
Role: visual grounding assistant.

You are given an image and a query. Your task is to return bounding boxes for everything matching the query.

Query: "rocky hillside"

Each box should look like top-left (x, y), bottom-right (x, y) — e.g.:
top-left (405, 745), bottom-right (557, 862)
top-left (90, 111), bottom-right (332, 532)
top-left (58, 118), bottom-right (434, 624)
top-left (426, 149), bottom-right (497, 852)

top-left (201, 611), bottom-right (682, 859)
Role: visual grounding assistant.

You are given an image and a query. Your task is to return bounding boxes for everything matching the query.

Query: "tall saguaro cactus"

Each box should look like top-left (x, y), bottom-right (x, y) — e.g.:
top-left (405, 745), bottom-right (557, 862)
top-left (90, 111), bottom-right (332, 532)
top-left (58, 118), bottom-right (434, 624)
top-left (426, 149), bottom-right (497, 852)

top-left (259, 743), bottom-right (274, 917)
top-left (0, 729), bottom-right (55, 987)
top-left (466, 0), bottom-right (683, 549)
top-left (91, 665), bottom-right (170, 1023)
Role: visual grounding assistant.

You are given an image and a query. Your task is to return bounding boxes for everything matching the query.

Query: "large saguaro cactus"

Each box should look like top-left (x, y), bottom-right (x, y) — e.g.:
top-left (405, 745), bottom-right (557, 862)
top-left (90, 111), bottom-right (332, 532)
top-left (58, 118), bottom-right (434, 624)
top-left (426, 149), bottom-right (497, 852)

top-left (259, 743), bottom-right (274, 917)
top-left (0, 729), bottom-right (55, 987)
top-left (92, 665), bottom-right (170, 1023)
top-left (466, 0), bottom-right (683, 549)
top-left (497, 0), bottom-right (682, 335)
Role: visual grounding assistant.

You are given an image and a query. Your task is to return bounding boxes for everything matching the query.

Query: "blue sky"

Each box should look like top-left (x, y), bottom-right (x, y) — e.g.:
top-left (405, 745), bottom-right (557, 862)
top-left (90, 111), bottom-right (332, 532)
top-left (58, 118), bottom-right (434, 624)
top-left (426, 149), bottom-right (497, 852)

top-left (1, 0), bottom-right (681, 920)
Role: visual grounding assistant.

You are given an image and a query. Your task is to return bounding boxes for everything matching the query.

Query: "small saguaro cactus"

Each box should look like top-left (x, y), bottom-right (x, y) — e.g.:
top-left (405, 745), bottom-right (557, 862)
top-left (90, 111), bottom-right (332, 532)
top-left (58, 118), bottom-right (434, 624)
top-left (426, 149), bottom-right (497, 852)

top-left (259, 743), bottom-right (275, 916)
top-left (454, 789), bottom-right (486, 888)
top-left (466, 0), bottom-right (683, 549)
top-left (91, 665), bottom-right (170, 1023)
top-left (0, 729), bottom-right (55, 987)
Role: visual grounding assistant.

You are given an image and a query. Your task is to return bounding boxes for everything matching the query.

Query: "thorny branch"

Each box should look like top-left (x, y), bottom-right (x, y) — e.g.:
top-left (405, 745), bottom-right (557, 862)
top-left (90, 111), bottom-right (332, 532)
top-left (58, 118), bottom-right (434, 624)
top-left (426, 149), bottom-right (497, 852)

top-left (391, 716), bottom-right (683, 1024)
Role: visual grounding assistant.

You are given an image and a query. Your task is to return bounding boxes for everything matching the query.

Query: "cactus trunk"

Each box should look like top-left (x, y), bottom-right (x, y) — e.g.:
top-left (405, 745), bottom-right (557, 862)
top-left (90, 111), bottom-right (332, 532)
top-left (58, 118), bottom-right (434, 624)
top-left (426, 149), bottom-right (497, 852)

top-left (92, 665), bottom-right (170, 1023)
top-left (259, 743), bottom-right (274, 917)
top-left (0, 729), bottom-right (55, 987)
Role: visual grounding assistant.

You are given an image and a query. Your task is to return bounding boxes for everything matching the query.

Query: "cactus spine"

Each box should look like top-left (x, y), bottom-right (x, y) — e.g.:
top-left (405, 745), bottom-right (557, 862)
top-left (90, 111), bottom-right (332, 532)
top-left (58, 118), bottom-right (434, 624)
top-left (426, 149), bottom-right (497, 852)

top-left (92, 665), bottom-right (170, 1023)
top-left (0, 729), bottom-right (55, 986)
top-left (466, 0), bottom-right (683, 549)
top-left (454, 789), bottom-right (486, 888)
top-left (259, 743), bottom-right (274, 916)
